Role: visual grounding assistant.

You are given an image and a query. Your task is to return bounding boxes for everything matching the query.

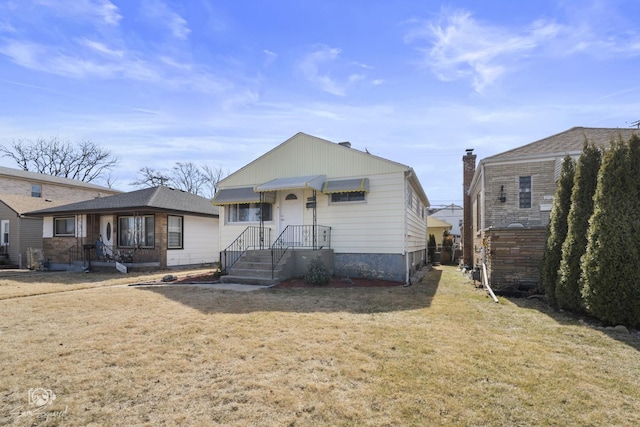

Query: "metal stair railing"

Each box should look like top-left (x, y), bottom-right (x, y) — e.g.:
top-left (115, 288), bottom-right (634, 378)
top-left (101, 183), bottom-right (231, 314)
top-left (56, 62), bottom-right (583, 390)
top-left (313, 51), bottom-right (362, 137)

top-left (220, 226), bottom-right (271, 274)
top-left (271, 225), bottom-right (331, 278)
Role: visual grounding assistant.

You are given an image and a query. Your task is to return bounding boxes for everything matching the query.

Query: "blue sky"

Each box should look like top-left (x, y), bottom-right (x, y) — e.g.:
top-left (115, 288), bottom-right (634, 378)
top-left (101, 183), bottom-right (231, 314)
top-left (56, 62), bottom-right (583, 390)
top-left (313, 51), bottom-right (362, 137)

top-left (1, 0), bottom-right (639, 206)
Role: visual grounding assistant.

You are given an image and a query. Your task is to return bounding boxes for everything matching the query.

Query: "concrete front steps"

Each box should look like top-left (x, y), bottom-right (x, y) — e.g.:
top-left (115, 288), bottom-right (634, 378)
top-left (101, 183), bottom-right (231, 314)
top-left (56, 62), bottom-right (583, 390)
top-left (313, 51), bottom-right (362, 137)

top-left (220, 249), bottom-right (292, 286)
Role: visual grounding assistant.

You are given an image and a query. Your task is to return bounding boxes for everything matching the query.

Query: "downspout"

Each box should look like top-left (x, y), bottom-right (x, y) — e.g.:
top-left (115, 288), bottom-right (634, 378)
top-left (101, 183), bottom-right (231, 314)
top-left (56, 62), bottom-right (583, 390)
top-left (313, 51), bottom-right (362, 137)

top-left (404, 172), bottom-right (411, 285)
top-left (480, 163), bottom-right (486, 265)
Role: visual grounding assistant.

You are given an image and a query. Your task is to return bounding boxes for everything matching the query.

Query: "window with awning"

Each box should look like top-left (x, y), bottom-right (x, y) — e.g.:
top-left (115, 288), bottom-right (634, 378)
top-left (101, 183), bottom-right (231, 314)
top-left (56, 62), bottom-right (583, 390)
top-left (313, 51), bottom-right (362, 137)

top-left (212, 187), bottom-right (274, 205)
top-left (255, 175), bottom-right (326, 192)
top-left (322, 178), bottom-right (369, 193)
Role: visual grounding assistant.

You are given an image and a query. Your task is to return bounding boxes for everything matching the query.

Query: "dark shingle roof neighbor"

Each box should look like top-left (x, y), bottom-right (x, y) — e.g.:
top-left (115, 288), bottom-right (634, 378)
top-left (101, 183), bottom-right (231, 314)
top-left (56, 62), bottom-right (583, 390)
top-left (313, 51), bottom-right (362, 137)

top-left (26, 186), bottom-right (219, 217)
top-left (0, 166), bottom-right (119, 193)
top-left (485, 127), bottom-right (639, 162)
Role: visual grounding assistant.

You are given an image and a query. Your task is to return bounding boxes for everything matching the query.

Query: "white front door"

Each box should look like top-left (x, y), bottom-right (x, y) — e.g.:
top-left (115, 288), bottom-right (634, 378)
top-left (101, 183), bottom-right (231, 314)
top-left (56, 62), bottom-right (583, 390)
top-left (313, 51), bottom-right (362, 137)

top-left (279, 190), bottom-right (303, 242)
top-left (100, 215), bottom-right (114, 254)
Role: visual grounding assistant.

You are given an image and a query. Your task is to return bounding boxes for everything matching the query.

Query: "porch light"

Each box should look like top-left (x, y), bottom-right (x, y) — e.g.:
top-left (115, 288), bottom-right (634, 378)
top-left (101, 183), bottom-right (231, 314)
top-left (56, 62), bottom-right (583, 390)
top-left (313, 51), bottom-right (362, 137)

top-left (498, 185), bottom-right (506, 203)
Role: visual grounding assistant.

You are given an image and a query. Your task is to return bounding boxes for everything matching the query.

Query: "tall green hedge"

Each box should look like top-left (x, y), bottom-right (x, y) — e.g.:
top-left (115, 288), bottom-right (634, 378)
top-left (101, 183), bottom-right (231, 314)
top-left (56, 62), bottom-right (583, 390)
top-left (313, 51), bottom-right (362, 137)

top-left (540, 155), bottom-right (575, 307)
top-left (555, 142), bottom-right (602, 312)
top-left (581, 134), bottom-right (640, 327)
top-left (428, 234), bottom-right (436, 263)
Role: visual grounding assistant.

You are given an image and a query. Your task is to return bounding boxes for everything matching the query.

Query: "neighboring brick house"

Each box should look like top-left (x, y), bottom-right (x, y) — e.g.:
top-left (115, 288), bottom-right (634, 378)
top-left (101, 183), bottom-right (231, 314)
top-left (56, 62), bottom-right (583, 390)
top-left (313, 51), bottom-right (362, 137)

top-left (464, 127), bottom-right (638, 290)
top-left (0, 166), bottom-right (119, 268)
top-left (27, 186), bottom-right (219, 271)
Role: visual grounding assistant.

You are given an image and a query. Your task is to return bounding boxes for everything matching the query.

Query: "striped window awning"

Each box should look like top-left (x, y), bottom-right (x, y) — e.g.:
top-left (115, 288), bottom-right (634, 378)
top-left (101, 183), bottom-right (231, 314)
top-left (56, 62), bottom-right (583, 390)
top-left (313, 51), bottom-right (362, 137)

top-left (255, 175), bottom-right (326, 192)
top-left (322, 178), bottom-right (369, 193)
top-left (212, 187), bottom-right (264, 205)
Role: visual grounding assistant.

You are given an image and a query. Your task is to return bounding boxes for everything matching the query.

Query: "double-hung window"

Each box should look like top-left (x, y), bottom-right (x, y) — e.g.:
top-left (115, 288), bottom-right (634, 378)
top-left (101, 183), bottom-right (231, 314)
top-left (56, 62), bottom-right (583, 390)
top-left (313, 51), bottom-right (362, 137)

top-left (54, 217), bottom-right (75, 237)
top-left (519, 176), bottom-right (532, 209)
top-left (31, 184), bottom-right (42, 198)
top-left (167, 216), bottom-right (183, 249)
top-left (118, 215), bottom-right (155, 247)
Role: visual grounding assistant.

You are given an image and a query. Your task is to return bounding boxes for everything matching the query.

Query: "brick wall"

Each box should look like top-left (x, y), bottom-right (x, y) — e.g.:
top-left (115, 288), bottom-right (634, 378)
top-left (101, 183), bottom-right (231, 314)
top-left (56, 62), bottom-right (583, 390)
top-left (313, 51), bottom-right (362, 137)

top-left (483, 160), bottom-right (556, 228)
top-left (485, 227), bottom-right (546, 290)
top-left (43, 213), bottom-right (168, 266)
top-left (462, 150), bottom-right (476, 266)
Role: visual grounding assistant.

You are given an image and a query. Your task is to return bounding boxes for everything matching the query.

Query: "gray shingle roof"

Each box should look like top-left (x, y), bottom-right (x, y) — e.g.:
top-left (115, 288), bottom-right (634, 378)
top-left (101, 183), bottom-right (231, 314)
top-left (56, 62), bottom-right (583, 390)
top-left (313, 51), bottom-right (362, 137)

top-left (485, 127), bottom-right (639, 162)
top-left (26, 186), bottom-right (219, 217)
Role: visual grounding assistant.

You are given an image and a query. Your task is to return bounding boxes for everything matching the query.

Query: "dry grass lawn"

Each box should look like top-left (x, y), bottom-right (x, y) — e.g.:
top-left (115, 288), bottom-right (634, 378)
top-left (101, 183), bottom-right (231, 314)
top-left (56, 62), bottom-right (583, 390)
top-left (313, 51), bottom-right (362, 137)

top-left (1, 265), bottom-right (640, 426)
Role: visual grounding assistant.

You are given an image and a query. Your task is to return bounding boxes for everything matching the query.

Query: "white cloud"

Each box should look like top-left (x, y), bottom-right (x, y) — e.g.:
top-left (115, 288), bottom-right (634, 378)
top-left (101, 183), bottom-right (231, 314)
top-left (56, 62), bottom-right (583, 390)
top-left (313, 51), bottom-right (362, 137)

top-left (299, 45), bottom-right (345, 96)
top-left (35, 0), bottom-right (122, 26)
top-left (81, 39), bottom-right (124, 58)
top-left (263, 49), bottom-right (277, 66)
top-left (406, 9), bottom-right (561, 93)
top-left (298, 45), bottom-right (378, 96)
top-left (140, 0), bottom-right (191, 40)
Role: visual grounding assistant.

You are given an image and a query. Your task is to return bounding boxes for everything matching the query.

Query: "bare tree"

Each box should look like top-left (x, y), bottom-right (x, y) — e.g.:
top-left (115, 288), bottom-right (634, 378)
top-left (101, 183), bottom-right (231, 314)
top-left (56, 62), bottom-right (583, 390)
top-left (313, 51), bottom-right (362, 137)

top-left (131, 162), bottom-right (227, 198)
top-left (130, 167), bottom-right (172, 188)
top-left (201, 165), bottom-right (228, 199)
top-left (170, 162), bottom-right (206, 195)
top-left (0, 137), bottom-right (118, 183)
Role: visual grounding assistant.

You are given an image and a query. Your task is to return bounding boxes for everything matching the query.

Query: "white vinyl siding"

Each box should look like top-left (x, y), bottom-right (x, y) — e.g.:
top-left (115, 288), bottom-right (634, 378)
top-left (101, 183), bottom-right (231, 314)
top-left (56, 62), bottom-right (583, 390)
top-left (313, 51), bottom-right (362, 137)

top-left (406, 182), bottom-right (428, 253)
top-left (221, 133), bottom-right (409, 188)
top-left (216, 133), bottom-right (428, 257)
top-left (309, 172), bottom-right (407, 254)
top-left (166, 215), bottom-right (219, 266)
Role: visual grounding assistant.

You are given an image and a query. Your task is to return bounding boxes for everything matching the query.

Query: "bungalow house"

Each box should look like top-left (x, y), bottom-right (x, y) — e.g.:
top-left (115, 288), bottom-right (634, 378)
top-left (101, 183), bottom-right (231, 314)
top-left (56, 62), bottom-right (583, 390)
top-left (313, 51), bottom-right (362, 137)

top-left (212, 132), bottom-right (429, 284)
top-left (0, 165), bottom-right (120, 268)
top-left (26, 186), bottom-right (219, 271)
top-left (463, 126), bottom-right (638, 290)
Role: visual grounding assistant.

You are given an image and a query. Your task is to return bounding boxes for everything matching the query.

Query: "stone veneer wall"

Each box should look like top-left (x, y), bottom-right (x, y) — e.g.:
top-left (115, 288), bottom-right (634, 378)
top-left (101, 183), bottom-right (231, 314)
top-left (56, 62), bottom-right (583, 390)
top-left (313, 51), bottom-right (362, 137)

top-left (485, 227), bottom-right (546, 290)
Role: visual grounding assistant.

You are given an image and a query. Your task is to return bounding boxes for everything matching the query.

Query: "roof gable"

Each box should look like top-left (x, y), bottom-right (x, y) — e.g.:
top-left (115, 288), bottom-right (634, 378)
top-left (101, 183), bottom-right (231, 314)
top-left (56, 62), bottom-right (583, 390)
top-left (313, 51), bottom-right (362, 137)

top-left (220, 132), bottom-right (411, 187)
top-left (26, 186), bottom-right (219, 217)
top-left (485, 127), bottom-right (639, 163)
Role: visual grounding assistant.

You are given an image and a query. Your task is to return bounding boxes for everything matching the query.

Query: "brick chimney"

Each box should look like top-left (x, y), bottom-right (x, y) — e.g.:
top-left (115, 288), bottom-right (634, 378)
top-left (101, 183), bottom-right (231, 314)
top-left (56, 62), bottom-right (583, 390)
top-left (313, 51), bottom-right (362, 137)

top-left (462, 149), bottom-right (476, 267)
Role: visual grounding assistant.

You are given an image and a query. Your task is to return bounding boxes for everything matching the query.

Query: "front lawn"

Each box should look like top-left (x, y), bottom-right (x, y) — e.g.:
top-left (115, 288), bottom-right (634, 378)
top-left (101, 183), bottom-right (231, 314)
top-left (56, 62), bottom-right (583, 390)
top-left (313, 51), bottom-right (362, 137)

top-left (1, 265), bottom-right (639, 426)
